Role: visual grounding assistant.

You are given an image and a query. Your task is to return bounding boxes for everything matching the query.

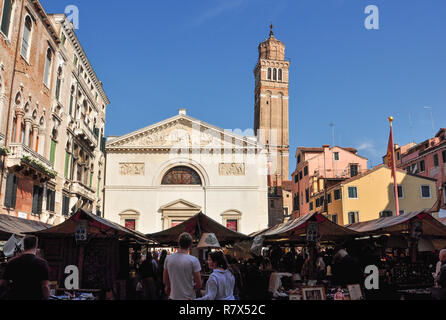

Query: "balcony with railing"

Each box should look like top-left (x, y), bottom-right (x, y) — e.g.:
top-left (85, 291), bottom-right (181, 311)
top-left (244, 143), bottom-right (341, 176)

top-left (71, 180), bottom-right (96, 201)
top-left (313, 167), bottom-right (368, 179)
top-left (74, 119), bottom-right (98, 149)
top-left (7, 143), bottom-right (56, 180)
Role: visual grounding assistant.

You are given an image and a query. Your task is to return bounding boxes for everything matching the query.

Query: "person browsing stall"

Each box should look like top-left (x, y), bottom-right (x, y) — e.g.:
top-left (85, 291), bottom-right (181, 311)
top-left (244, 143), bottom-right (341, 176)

top-left (196, 251), bottom-right (235, 300)
top-left (163, 233), bottom-right (202, 300)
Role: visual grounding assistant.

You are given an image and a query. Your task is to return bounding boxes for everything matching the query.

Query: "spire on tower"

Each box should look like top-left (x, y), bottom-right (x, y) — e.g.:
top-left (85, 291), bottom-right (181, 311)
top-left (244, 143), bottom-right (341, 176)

top-left (269, 23), bottom-right (274, 37)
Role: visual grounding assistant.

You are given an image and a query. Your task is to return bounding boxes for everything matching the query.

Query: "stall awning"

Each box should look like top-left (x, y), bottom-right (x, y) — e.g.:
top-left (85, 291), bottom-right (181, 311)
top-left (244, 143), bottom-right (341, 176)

top-left (0, 214), bottom-right (51, 241)
top-left (147, 212), bottom-right (250, 246)
top-left (28, 209), bottom-right (150, 243)
top-left (347, 211), bottom-right (446, 238)
top-left (253, 212), bottom-right (359, 244)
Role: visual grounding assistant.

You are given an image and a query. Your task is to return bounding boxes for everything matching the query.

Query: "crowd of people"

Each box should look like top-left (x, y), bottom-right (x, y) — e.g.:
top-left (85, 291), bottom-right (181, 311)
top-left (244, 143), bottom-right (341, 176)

top-left (1, 233), bottom-right (446, 300)
top-left (129, 235), bottom-right (368, 300)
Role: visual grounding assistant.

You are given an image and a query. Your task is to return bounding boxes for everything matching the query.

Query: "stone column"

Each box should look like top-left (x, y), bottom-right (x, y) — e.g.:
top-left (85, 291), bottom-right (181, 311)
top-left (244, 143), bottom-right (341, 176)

top-left (14, 108), bottom-right (25, 143)
top-left (24, 118), bottom-right (32, 147)
top-left (31, 123), bottom-right (39, 151)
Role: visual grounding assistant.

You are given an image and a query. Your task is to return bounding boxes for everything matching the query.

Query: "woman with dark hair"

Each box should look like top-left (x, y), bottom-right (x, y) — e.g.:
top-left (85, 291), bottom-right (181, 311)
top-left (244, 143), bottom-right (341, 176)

top-left (137, 253), bottom-right (158, 300)
top-left (157, 250), bottom-right (168, 298)
top-left (196, 251), bottom-right (235, 300)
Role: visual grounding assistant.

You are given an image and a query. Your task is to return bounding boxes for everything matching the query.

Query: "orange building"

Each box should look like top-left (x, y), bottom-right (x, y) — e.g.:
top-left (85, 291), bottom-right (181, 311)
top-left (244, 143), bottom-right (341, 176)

top-left (291, 145), bottom-right (368, 218)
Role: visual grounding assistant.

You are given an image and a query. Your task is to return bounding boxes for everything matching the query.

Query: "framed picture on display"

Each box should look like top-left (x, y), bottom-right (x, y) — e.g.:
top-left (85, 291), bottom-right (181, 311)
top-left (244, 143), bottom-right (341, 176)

top-left (347, 284), bottom-right (364, 300)
top-left (301, 286), bottom-right (326, 301)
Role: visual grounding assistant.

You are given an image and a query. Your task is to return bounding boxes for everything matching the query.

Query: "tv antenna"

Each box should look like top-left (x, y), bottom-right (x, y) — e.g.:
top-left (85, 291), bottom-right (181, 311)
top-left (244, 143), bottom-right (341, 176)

top-left (424, 106), bottom-right (435, 135)
top-left (329, 123), bottom-right (335, 146)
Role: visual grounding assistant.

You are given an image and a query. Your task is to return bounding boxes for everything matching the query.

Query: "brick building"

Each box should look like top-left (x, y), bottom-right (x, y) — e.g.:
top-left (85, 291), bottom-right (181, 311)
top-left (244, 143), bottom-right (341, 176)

top-left (0, 0), bottom-right (108, 224)
top-left (392, 129), bottom-right (446, 209)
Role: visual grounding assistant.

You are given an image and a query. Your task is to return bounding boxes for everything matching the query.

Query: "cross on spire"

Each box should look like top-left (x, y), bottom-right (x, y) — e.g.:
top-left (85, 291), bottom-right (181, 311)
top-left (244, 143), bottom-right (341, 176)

top-left (269, 23), bottom-right (274, 37)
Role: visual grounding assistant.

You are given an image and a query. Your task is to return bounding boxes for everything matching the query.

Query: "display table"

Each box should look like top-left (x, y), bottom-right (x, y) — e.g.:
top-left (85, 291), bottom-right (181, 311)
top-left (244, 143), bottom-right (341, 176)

top-left (396, 288), bottom-right (432, 300)
top-left (51, 288), bottom-right (102, 300)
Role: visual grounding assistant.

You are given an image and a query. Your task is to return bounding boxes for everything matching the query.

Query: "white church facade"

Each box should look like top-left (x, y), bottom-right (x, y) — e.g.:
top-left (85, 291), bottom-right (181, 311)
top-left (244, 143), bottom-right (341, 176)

top-left (104, 110), bottom-right (269, 235)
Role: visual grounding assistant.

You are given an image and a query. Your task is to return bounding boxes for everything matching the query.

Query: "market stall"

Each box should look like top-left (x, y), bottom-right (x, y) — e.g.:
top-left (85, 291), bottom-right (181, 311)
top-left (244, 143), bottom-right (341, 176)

top-left (248, 213), bottom-right (362, 300)
top-left (147, 212), bottom-right (250, 246)
top-left (347, 210), bottom-right (446, 300)
top-left (254, 212), bottom-right (359, 245)
top-left (0, 214), bottom-right (51, 241)
top-left (27, 209), bottom-right (151, 300)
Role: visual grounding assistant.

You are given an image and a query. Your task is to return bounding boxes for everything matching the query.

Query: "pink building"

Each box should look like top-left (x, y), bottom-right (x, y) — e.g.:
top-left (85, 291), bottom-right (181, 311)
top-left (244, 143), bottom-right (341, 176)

top-left (398, 128), bottom-right (446, 209)
top-left (291, 145), bottom-right (368, 218)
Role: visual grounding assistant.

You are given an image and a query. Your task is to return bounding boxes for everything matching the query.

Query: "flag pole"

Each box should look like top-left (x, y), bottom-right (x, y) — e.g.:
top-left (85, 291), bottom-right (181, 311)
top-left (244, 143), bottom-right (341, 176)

top-left (388, 116), bottom-right (400, 216)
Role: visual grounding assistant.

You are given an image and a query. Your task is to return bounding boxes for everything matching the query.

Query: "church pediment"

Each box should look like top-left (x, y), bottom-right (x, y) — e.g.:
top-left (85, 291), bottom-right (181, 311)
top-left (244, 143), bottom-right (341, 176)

top-left (106, 113), bottom-right (263, 151)
top-left (160, 199), bottom-right (202, 211)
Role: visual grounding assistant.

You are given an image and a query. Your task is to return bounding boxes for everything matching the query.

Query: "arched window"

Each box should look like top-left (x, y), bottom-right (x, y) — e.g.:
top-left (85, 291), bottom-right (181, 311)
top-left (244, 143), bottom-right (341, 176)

top-left (267, 68), bottom-right (272, 80)
top-left (1, 0), bottom-right (13, 38)
top-left (21, 16), bottom-right (32, 60)
top-left (278, 69), bottom-right (283, 81)
top-left (273, 68), bottom-right (277, 81)
top-left (162, 166), bottom-right (202, 185)
top-left (43, 49), bottom-right (52, 87)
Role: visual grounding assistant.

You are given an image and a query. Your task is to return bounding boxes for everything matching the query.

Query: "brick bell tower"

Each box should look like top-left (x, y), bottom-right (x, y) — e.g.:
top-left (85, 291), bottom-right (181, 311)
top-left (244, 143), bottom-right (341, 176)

top-left (254, 25), bottom-right (290, 187)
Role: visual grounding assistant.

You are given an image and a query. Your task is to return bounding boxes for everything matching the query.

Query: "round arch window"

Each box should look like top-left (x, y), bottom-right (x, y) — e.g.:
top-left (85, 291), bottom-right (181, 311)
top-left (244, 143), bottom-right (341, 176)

top-left (162, 166), bottom-right (202, 185)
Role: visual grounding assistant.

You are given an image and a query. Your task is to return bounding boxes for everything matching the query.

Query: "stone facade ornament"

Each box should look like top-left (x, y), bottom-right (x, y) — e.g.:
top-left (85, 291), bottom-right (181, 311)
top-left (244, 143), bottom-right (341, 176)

top-left (219, 163), bottom-right (245, 176)
top-left (119, 163), bottom-right (145, 176)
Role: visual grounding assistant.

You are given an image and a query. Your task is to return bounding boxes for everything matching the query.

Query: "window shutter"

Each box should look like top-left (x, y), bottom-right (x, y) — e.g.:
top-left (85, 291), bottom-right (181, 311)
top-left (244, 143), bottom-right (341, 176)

top-left (50, 139), bottom-right (57, 166)
top-left (55, 78), bottom-right (61, 100)
top-left (51, 190), bottom-right (55, 212)
top-left (64, 152), bottom-right (70, 178)
top-left (32, 186), bottom-right (39, 214)
top-left (4, 173), bottom-right (17, 208)
top-left (10, 175), bottom-right (18, 209)
top-left (37, 187), bottom-right (43, 214)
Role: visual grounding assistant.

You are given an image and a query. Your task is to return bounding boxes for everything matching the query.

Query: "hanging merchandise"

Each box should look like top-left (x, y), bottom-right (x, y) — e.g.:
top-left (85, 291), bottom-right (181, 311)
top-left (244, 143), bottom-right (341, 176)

top-left (75, 220), bottom-right (88, 242)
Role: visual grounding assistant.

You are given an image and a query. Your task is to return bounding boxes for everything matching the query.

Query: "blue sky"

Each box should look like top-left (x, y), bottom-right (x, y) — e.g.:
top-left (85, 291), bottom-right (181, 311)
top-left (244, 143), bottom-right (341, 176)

top-left (41, 0), bottom-right (446, 175)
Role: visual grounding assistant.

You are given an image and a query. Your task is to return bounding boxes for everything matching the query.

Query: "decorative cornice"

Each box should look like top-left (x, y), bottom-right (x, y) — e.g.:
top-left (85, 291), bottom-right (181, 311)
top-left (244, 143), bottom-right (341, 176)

top-left (52, 14), bottom-right (110, 106)
top-left (106, 114), bottom-right (265, 151)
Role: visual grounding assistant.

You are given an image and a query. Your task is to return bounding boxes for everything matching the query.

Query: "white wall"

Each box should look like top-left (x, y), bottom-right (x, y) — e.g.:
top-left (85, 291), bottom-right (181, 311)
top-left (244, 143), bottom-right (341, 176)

top-left (104, 150), bottom-right (269, 235)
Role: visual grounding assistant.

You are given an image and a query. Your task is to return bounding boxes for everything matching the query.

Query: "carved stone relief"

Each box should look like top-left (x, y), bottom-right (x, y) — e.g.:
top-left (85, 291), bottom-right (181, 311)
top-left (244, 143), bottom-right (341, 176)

top-left (219, 163), bottom-right (245, 176)
top-left (119, 163), bottom-right (145, 176)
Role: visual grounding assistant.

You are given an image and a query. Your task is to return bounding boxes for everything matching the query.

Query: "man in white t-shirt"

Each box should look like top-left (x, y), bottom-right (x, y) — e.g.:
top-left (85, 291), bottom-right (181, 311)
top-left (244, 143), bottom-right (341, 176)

top-left (163, 233), bottom-right (202, 300)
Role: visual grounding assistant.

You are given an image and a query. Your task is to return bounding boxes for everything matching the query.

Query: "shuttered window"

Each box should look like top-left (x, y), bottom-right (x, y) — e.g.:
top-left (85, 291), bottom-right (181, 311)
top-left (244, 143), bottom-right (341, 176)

top-left (50, 139), bottom-right (57, 166)
top-left (0, 0), bottom-right (13, 37)
top-left (64, 152), bottom-right (70, 179)
top-left (62, 195), bottom-right (70, 216)
top-left (43, 49), bottom-right (52, 86)
top-left (46, 189), bottom-right (55, 212)
top-left (21, 16), bottom-right (32, 59)
top-left (4, 173), bottom-right (18, 209)
top-left (348, 187), bottom-right (358, 199)
top-left (69, 94), bottom-right (74, 116)
top-left (32, 185), bottom-right (44, 215)
top-left (55, 77), bottom-right (61, 100)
